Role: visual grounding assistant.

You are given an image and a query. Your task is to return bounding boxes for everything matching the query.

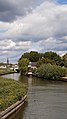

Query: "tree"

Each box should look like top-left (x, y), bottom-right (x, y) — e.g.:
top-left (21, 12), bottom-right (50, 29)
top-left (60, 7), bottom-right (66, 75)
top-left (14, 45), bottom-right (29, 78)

top-left (37, 57), bottom-right (56, 67)
top-left (19, 51), bottom-right (62, 68)
top-left (29, 51), bottom-right (40, 62)
top-left (20, 52), bottom-right (30, 60)
top-left (44, 51), bottom-right (62, 65)
top-left (63, 53), bottom-right (67, 67)
top-left (18, 58), bottom-right (29, 74)
top-left (20, 51), bottom-right (40, 62)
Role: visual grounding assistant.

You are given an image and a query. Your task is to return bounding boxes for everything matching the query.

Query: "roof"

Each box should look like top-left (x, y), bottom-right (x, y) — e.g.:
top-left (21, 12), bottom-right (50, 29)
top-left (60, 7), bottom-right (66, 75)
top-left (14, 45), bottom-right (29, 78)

top-left (30, 62), bottom-right (37, 66)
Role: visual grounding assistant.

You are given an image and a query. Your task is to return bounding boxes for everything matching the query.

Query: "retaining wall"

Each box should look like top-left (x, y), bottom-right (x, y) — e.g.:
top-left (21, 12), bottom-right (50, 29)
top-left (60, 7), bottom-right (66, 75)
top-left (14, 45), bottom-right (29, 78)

top-left (0, 95), bottom-right (27, 119)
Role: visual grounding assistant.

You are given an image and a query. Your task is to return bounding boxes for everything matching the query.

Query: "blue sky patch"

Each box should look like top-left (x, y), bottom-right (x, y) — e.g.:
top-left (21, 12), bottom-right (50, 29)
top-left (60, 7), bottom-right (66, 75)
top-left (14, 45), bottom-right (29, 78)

top-left (0, 29), bottom-right (8, 33)
top-left (56, 0), bottom-right (67, 4)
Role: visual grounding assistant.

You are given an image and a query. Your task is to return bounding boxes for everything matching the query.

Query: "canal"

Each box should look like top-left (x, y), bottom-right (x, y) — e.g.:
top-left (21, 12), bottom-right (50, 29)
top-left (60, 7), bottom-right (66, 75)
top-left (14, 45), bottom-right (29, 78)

top-left (2, 73), bottom-right (67, 119)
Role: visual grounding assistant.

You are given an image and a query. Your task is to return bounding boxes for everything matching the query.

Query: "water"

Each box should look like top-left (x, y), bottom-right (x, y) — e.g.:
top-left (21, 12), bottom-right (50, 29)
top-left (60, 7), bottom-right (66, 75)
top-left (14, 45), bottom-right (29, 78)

top-left (2, 73), bottom-right (67, 119)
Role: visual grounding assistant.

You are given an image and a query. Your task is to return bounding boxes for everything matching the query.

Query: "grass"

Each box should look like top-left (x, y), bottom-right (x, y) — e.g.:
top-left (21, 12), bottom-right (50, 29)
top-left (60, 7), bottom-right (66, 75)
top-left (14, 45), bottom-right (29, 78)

top-left (0, 69), bottom-right (16, 75)
top-left (0, 77), bottom-right (27, 111)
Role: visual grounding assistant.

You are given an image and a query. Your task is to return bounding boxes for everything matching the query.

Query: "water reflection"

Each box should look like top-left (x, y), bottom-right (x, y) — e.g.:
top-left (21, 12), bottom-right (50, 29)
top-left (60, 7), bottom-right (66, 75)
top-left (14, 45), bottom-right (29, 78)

top-left (2, 73), bottom-right (20, 81)
top-left (19, 75), bottom-right (28, 85)
top-left (6, 102), bottom-right (28, 119)
top-left (28, 76), bottom-right (32, 87)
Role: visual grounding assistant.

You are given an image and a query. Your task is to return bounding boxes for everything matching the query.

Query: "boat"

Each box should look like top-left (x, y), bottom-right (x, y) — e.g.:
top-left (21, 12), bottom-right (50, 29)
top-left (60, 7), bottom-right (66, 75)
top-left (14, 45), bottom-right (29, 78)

top-left (25, 71), bottom-right (32, 76)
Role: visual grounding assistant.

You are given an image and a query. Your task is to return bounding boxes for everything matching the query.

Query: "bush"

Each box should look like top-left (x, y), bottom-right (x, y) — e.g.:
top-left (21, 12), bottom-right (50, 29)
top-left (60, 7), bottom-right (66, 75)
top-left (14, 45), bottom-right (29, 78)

top-left (34, 64), bottom-right (66, 80)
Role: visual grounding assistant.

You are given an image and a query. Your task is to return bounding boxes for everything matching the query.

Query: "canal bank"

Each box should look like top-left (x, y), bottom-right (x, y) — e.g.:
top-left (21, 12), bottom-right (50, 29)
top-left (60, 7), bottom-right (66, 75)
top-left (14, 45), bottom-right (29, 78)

top-left (0, 95), bottom-right (27, 119)
top-left (2, 73), bottom-right (67, 119)
top-left (0, 70), bottom-right (16, 76)
top-left (0, 75), bottom-right (27, 116)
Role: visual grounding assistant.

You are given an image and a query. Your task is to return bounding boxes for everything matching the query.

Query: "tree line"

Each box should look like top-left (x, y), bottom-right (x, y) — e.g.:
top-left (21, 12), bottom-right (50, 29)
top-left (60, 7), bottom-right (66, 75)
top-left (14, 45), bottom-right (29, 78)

top-left (18, 51), bottom-right (67, 76)
top-left (19, 51), bottom-right (67, 67)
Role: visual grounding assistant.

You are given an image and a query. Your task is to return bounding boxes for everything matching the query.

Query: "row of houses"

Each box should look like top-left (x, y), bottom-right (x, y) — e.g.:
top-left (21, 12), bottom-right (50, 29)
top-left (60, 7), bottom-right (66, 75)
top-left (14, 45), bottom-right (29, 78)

top-left (0, 64), bottom-right (19, 71)
top-left (0, 61), bottom-right (37, 74)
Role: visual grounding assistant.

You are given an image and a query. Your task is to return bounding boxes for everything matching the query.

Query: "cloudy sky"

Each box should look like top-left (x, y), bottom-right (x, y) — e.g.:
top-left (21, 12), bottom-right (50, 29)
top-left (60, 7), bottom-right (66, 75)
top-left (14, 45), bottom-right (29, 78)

top-left (0, 0), bottom-right (67, 63)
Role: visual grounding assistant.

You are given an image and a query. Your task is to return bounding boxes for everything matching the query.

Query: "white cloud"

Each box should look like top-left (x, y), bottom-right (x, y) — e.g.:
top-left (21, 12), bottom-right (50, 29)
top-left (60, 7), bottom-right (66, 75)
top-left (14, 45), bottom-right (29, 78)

top-left (15, 41), bottom-right (32, 50)
top-left (0, 39), bottom-right (16, 49)
top-left (0, 0), bottom-right (67, 62)
top-left (2, 1), bottom-right (67, 40)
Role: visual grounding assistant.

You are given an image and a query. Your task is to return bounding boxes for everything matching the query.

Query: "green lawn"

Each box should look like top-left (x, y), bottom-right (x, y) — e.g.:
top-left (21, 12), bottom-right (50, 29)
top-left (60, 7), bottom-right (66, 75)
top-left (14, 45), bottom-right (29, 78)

top-left (0, 77), bottom-right (27, 111)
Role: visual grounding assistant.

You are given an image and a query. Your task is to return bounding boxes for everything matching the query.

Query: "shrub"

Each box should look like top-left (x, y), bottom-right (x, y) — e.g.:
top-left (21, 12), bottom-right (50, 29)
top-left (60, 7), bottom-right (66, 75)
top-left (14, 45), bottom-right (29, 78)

top-left (34, 64), bottom-right (66, 80)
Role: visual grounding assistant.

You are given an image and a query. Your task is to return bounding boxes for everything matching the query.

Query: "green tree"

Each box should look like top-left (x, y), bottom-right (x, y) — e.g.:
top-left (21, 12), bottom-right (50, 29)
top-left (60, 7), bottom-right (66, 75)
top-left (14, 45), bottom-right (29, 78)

top-left (37, 57), bottom-right (56, 67)
top-left (18, 58), bottom-right (29, 74)
top-left (44, 51), bottom-right (62, 65)
top-left (21, 52), bottom-right (30, 60)
top-left (19, 51), bottom-right (62, 67)
top-left (29, 51), bottom-right (40, 62)
top-left (21, 51), bottom-right (40, 62)
top-left (63, 53), bottom-right (67, 67)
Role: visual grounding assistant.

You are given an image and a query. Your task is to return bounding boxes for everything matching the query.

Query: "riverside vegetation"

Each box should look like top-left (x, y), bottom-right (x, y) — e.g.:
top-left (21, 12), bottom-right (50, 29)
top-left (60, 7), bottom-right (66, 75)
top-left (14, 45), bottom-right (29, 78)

top-left (0, 69), bottom-right (15, 75)
top-left (18, 51), bottom-right (67, 79)
top-left (0, 51), bottom-right (67, 111)
top-left (33, 64), bottom-right (67, 80)
top-left (0, 77), bottom-right (27, 111)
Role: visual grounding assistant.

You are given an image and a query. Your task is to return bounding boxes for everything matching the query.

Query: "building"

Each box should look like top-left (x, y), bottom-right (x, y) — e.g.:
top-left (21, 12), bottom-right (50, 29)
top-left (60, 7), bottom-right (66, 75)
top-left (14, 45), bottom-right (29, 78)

top-left (28, 62), bottom-right (37, 69)
top-left (7, 58), bottom-right (9, 65)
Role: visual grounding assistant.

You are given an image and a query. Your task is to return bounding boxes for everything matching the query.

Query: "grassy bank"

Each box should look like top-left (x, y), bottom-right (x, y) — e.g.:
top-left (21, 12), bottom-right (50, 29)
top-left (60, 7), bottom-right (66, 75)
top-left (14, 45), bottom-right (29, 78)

top-left (0, 77), bottom-right (27, 111)
top-left (0, 69), bottom-right (16, 75)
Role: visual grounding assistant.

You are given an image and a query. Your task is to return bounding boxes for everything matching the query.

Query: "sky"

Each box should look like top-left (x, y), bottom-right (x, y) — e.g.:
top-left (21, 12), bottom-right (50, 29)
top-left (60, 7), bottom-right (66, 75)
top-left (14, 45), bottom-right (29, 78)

top-left (0, 0), bottom-right (67, 63)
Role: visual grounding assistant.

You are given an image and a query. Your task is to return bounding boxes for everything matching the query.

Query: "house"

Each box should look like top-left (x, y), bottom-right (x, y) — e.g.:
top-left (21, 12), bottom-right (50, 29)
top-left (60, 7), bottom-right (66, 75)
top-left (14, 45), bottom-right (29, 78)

top-left (10, 64), bottom-right (19, 72)
top-left (0, 65), bottom-right (6, 69)
top-left (28, 62), bottom-right (37, 69)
